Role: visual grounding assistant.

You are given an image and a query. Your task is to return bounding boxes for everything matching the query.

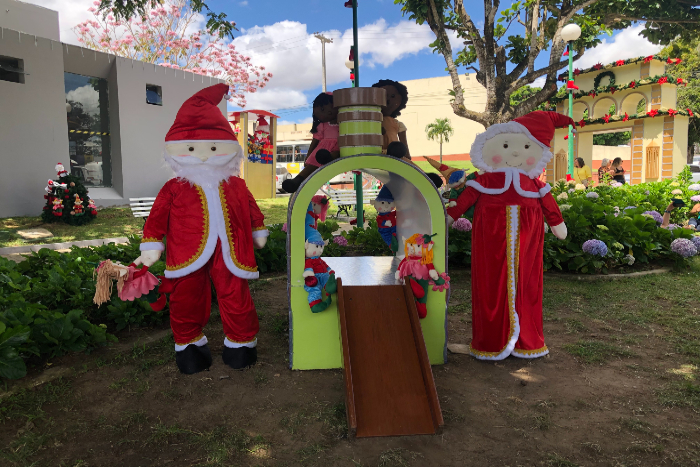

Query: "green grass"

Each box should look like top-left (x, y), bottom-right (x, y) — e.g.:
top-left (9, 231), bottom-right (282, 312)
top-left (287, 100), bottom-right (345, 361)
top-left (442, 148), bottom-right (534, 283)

top-left (413, 160), bottom-right (476, 173)
top-left (563, 340), bottom-right (635, 364)
top-left (0, 207), bottom-right (143, 248)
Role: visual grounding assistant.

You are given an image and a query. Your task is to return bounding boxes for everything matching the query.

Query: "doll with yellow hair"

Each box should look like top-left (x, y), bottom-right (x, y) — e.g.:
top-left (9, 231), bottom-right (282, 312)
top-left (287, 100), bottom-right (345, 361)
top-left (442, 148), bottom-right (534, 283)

top-left (394, 233), bottom-right (449, 319)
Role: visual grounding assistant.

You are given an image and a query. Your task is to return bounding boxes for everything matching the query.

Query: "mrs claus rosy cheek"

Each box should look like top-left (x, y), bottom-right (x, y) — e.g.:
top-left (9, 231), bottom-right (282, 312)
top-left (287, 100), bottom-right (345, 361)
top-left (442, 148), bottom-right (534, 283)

top-left (526, 157), bottom-right (536, 166)
top-left (492, 155), bottom-right (503, 164)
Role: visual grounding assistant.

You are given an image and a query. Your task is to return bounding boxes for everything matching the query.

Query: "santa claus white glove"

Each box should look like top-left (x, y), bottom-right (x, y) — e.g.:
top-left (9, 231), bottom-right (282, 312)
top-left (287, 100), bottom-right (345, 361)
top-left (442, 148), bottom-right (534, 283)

top-left (253, 236), bottom-right (267, 249)
top-left (133, 249), bottom-right (161, 268)
top-left (448, 201), bottom-right (457, 208)
top-left (429, 269), bottom-right (439, 281)
top-left (550, 222), bottom-right (567, 240)
top-left (447, 215), bottom-right (455, 228)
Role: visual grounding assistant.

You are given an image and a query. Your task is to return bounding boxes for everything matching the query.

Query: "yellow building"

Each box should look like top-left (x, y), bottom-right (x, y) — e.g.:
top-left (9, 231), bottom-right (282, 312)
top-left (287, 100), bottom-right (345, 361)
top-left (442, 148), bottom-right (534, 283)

top-left (550, 56), bottom-right (689, 183)
top-left (277, 75), bottom-right (487, 162)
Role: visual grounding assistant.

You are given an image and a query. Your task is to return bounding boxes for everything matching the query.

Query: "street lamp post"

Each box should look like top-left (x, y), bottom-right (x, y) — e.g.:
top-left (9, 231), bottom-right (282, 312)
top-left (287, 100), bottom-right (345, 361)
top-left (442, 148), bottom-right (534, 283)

top-left (561, 23), bottom-right (581, 177)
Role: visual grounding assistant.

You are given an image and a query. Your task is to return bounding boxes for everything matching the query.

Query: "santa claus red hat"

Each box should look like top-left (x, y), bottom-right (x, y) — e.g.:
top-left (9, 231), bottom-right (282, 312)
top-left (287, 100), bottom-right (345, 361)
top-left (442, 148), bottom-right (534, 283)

top-left (470, 111), bottom-right (576, 177)
top-left (165, 83), bottom-right (237, 142)
top-left (512, 111), bottom-right (576, 148)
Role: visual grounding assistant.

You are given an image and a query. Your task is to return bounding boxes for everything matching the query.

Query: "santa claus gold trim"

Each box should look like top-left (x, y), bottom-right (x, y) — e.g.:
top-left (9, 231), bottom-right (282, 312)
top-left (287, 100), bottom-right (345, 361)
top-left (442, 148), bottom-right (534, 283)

top-left (141, 237), bottom-right (161, 243)
top-left (512, 345), bottom-right (548, 356)
top-left (168, 186), bottom-right (209, 271)
top-left (175, 333), bottom-right (205, 346)
top-left (219, 184), bottom-right (258, 273)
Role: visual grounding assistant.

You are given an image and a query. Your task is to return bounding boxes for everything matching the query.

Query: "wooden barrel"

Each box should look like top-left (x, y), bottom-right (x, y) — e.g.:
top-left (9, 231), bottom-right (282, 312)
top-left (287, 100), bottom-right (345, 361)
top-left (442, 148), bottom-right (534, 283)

top-left (334, 88), bottom-right (386, 157)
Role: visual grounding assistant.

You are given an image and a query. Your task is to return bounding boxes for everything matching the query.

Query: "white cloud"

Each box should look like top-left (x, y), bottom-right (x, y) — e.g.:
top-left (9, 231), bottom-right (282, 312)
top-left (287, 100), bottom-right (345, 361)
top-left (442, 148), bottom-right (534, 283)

top-left (240, 0), bottom-right (249, 5)
top-left (238, 88), bottom-right (308, 112)
top-left (574, 25), bottom-right (662, 69)
top-left (66, 84), bottom-right (100, 115)
top-left (278, 117), bottom-right (313, 126)
top-left (530, 76), bottom-right (546, 88)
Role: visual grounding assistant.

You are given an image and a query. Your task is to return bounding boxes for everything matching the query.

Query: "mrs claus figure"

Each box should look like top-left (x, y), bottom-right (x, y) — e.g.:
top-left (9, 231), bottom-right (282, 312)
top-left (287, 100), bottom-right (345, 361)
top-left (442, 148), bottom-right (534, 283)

top-left (446, 111), bottom-right (571, 360)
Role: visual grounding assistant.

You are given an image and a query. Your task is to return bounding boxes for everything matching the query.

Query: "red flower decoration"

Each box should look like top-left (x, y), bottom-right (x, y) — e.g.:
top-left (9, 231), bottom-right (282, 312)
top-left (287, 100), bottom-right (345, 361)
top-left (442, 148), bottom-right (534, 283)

top-left (688, 108), bottom-right (694, 117)
top-left (668, 109), bottom-right (678, 117)
top-left (610, 86), bottom-right (617, 94)
top-left (588, 91), bottom-right (597, 98)
top-left (647, 109), bottom-right (658, 118)
top-left (644, 55), bottom-right (654, 63)
top-left (615, 60), bottom-right (625, 67)
top-left (574, 68), bottom-right (582, 76)
top-left (629, 81), bottom-right (636, 88)
top-left (658, 76), bottom-right (668, 84)
top-left (578, 119), bottom-right (586, 128)
top-left (622, 113), bottom-right (630, 122)
top-left (593, 63), bottom-right (603, 70)
top-left (677, 77), bottom-right (687, 87)
top-left (604, 114), bottom-right (611, 123)
top-left (564, 135), bottom-right (569, 140)
top-left (667, 58), bottom-right (674, 64)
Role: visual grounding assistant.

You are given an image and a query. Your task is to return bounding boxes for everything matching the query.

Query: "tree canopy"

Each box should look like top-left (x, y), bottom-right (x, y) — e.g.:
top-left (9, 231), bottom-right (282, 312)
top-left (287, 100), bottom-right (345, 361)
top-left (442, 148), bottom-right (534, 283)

top-left (394, 0), bottom-right (700, 127)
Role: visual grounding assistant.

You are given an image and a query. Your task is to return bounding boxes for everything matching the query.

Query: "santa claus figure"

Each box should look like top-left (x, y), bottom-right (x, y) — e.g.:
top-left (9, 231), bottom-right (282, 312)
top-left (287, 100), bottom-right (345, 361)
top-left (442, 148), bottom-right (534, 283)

top-left (133, 83), bottom-right (269, 374)
top-left (446, 111), bottom-right (571, 360)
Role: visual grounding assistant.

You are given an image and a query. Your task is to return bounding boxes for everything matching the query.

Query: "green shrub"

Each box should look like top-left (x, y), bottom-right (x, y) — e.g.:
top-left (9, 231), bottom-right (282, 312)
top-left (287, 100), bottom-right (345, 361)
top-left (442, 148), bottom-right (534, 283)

top-left (254, 224), bottom-right (287, 274)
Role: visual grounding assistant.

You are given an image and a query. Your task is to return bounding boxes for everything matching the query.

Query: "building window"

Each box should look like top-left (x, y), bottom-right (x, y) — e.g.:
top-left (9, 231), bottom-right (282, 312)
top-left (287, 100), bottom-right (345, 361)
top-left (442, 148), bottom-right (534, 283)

top-left (146, 84), bottom-right (162, 105)
top-left (0, 56), bottom-right (25, 84)
top-left (65, 72), bottom-right (112, 187)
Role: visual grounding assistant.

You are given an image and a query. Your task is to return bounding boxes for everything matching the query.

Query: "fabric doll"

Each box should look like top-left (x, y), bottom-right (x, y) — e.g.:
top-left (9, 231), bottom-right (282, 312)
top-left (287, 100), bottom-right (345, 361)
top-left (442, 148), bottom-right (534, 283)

top-left (282, 92), bottom-right (340, 193)
top-left (303, 226), bottom-right (337, 313)
top-left (306, 195), bottom-right (330, 230)
top-left (371, 79), bottom-right (443, 188)
top-left (131, 83), bottom-right (269, 375)
top-left (371, 186), bottom-right (398, 253)
top-left (395, 233), bottom-right (448, 319)
top-left (425, 158), bottom-right (477, 208)
top-left (445, 111), bottom-right (571, 361)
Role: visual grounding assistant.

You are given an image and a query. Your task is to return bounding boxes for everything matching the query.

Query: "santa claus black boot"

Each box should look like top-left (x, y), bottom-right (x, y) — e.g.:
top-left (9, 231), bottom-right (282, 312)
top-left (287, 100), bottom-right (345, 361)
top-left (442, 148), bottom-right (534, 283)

top-left (175, 344), bottom-right (213, 375)
top-left (222, 346), bottom-right (257, 370)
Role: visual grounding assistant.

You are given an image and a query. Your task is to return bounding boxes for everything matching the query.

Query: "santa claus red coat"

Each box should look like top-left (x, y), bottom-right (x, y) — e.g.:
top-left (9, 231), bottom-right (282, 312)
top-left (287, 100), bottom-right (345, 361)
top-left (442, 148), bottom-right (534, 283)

top-left (447, 170), bottom-right (563, 359)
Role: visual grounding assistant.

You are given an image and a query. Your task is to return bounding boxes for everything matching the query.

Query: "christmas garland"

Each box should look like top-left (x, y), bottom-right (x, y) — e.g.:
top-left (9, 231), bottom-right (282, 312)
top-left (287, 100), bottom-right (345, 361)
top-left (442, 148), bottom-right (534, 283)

top-left (557, 54), bottom-right (682, 82)
top-left (592, 70), bottom-right (615, 90)
top-left (546, 73), bottom-right (687, 106)
top-left (573, 107), bottom-right (693, 128)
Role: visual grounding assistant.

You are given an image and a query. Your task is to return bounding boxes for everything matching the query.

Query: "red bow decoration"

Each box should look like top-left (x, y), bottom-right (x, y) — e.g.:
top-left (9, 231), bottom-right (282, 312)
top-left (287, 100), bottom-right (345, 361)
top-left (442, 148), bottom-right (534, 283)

top-left (564, 135), bottom-right (569, 140)
top-left (647, 109), bottom-right (659, 118)
top-left (610, 86), bottom-right (616, 94)
top-left (689, 108), bottom-right (695, 117)
top-left (574, 68), bottom-right (582, 76)
top-left (677, 77), bottom-right (687, 86)
top-left (603, 114), bottom-right (611, 123)
top-left (588, 91), bottom-right (597, 98)
top-left (615, 60), bottom-right (625, 67)
top-left (622, 112), bottom-right (630, 122)
top-left (668, 109), bottom-right (678, 117)
top-left (675, 58), bottom-right (682, 65)
top-left (578, 119), bottom-right (586, 128)
top-left (644, 55), bottom-right (654, 63)
top-left (593, 63), bottom-right (603, 70)
top-left (658, 76), bottom-right (668, 84)
top-left (344, 0), bottom-right (354, 6)
top-left (629, 81), bottom-right (636, 88)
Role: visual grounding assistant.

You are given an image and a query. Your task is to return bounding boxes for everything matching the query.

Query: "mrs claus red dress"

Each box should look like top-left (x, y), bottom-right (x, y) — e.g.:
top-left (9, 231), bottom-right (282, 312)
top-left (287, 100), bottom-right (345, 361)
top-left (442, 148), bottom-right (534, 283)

top-left (446, 168), bottom-right (563, 360)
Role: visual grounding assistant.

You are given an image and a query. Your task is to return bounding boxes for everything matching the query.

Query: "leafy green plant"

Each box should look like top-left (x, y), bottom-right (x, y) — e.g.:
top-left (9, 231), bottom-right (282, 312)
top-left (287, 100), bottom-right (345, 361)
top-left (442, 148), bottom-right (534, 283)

top-left (254, 224), bottom-right (286, 274)
top-left (343, 221), bottom-right (392, 256)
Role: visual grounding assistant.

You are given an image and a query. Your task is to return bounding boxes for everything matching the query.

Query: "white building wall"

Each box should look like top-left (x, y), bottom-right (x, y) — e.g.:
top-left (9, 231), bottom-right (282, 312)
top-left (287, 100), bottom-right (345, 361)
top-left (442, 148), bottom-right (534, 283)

top-left (0, 26), bottom-right (227, 216)
top-left (0, 29), bottom-right (68, 218)
top-left (0, 0), bottom-right (60, 42)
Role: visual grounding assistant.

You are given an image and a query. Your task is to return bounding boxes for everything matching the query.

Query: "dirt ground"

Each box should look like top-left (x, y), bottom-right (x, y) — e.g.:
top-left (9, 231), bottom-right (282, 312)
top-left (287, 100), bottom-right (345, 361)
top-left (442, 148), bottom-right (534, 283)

top-left (2, 268), bottom-right (700, 467)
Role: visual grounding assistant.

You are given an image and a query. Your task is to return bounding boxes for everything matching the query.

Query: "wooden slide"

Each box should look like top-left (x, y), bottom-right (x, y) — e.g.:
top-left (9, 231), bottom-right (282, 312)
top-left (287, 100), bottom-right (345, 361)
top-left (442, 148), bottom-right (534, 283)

top-left (336, 278), bottom-right (444, 438)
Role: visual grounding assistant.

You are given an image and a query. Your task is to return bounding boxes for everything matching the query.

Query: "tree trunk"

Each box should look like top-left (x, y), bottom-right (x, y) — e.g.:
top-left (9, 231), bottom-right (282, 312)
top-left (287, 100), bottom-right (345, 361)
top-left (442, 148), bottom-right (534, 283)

top-left (439, 137), bottom-right (443, 164)
top-left (688, 144), bottom-right (695, 164)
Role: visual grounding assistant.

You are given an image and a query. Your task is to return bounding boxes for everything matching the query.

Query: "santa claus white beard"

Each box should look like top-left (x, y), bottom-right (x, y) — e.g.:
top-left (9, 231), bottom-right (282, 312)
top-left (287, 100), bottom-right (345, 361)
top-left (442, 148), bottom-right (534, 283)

top-left (164, 153), bottom-right (242, 188)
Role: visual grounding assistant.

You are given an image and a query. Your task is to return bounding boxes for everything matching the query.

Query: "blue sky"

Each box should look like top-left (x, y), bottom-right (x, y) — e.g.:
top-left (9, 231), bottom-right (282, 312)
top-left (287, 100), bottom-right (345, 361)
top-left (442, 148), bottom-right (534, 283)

top-left (32, 0), bottom-right (663, 124)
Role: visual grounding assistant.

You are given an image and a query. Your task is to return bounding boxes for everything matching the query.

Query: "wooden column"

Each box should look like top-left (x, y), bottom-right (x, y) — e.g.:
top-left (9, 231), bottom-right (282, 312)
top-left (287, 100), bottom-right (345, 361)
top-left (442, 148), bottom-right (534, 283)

top-left (631, 120), bottom-right (644, 184)
top-left (662, 116), bottom-right (674, 180)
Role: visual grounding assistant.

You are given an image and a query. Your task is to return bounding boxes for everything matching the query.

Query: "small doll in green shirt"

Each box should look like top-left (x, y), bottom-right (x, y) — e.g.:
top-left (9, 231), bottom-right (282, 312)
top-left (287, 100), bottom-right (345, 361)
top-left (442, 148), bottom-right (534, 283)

top-left (426, 158), bottom-right (478, 217)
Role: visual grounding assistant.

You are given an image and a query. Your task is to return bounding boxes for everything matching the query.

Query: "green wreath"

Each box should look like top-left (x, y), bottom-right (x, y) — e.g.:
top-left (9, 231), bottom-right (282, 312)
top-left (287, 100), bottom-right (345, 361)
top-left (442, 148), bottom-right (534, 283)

top-left (593, 70), bottom-right (616, 89)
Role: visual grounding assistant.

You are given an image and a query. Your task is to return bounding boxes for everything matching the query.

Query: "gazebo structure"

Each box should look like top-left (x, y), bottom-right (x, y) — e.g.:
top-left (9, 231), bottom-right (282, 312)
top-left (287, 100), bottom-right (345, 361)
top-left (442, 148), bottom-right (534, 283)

top-left (229, 110), bottom-right (279, 199)
top-left (549, 55), bottom-right (691, 184)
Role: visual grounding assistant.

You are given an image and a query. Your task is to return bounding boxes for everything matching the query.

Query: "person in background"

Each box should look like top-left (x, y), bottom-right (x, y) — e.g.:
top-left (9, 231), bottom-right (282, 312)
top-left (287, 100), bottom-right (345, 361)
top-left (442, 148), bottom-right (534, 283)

top-left (573, 157), bottom-right (592, 187)
top-left (611, 157), bottom-right (626, 184)
top-left (659, 202), bottom-right (700, 229)
top-left (597, 158), bottom-right (612, 185)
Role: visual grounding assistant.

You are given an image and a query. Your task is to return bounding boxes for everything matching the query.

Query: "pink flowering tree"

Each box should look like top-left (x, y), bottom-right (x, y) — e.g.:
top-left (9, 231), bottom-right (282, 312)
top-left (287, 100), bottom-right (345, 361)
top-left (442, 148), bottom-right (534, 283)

top-left (74, 0), bottom-right (271, 107)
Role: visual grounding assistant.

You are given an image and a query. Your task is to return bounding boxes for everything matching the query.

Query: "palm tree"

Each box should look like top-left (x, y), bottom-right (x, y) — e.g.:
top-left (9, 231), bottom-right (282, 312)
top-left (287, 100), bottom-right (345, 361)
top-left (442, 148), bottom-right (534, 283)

top-left (425, 118), bottom-right (454, 164)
